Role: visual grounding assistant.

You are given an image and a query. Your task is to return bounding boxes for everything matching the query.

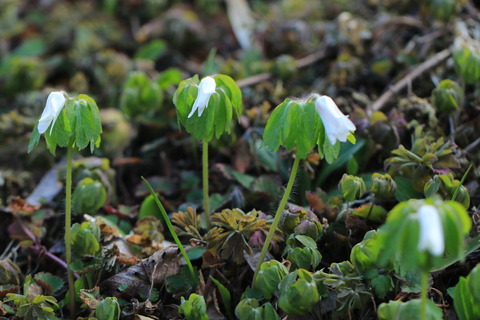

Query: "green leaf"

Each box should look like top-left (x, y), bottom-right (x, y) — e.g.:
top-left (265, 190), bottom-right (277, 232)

top-left (255, 260), bottom-right (289, 299)
top-left (210, 277), bottom-right (233, 319)
top-left (352, 204), bottom-right (388, 223)
top-left (370, 274), bottom-right (393, 298)
top-left (454, 276), bottom-right (480, 320)
top-left (394, 176), bottom-right (423, 202)
top-left (214, 74), bottom-right (243, 117)
top-left (96, 297), bottom-right (121, 320)
top-left (34, 273), bottom-right (64, 295)
top-left (74, 95), bottom-right (102, 151)
top-left (27, 125), bottom-right (41, 153)
top-left (134, 40), bottom-right (167, 61)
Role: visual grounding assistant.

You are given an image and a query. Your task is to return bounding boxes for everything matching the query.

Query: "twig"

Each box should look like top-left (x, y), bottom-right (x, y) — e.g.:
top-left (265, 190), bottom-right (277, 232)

top-left (463, 137), bottom-right (480, 155)
top-left (236, 49), bottom-right (327, 88)
top-left (371, 48), bottom-right (451, 112)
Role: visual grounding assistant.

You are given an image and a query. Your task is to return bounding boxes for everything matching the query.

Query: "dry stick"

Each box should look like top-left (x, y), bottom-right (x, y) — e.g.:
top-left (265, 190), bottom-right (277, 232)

top-left (236, 49), bottom-right (327, 88)
top-left (371, 48), bottom-right (452, 112)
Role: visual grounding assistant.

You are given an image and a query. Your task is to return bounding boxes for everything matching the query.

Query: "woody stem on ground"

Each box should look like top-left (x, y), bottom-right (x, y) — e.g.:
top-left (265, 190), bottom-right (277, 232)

top-left (65, 144), bottom-right (76, 316)
top-left (202, 140), bottom-right (211, 228)
top-left (252, 155), bottom-right (301, 286)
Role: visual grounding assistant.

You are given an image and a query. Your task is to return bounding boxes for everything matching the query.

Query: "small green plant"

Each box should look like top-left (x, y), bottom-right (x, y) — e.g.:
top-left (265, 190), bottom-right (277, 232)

top-left (173, 74), bottom-right (243, 227)
top-left (377, 198), bottom-right (471, 320)
top-left (431, 79), bottom-right (464, 115)
top-left (28, 91), bottom-right (102, 316)
top-left (254, 260), bottom-right (289, 299)
top-left (178, 293), bottom-right (208, 320)
top-left (339, 174), bottom-right (366, 202)
top-left (235, 298), bottom-right (280, 320)
top-left (4, 275), bottom-right (59, 320)
top-left (205, 208), bottom-right (271, 264)
top-left (253, 93), bottom-right (356, 285)
top-left (452, 264), bottom-right (480, 320)
top-left (120, 71), bottom-right (163, 119)
top-left (278, 268), bottom-right (320, 315)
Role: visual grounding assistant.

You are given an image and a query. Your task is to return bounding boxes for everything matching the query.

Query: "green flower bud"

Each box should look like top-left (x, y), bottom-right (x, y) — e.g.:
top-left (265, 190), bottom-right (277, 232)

top-left (279, 210), bottom-right (301, 233)
top-left (424, 174), bottom-right (470, 209)
top-left (339, 174), bottom-right (366, 201)
top-left (286, 247), bottom-right (322, 271)
top-left (431, 79), bottom-right (463, 114)
top-left (454, 47), bottom-right (480, 84)
top-left (278, 269), bottom-right (320, 315)
top-left (70, 221), bottom-right (101, 258)
top-left (120, 71), bottom-right (163, 119)
top-left (294, 218), bottom-right (323, 240)
top-left (72, 178), bottom-right (107, 215)
top-left (271, 55), bottom-right (297, 80)
top-left (178, 294), bottom-right (208, 320)
top-left (235, 299), bottom-right (280, 320)
top-left (371, 173), bottom-right (397, 200)
top-left (255, 260), bottom-right (289, 299)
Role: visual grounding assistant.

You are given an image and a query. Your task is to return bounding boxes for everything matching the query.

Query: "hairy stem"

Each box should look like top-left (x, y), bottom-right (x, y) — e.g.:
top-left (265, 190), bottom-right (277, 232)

top-left (252, 155), bottom-right (300, 286)
top-left (202, 140), bottom-right (211, 228)
top-left (65, 145), bottom-right (76, 316)
top-left (420, 271), bottom-right (428, 320)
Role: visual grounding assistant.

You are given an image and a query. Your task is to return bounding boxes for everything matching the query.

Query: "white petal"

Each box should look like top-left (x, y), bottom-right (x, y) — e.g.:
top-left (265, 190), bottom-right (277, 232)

top-left (315, 95), bottom-right (356, 145)
top-left (417, 205), bottom-right (444, 256)
top-left (38, 91), bottom-right (66, 134)
top-left (188, 77), bottom-right (216, 118)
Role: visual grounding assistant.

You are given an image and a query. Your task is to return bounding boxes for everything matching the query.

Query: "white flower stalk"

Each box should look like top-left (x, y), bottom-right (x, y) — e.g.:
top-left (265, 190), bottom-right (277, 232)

top-left (315, 95), bottom-right (356, 145)
top-left (417, 205), bottom-right (444, 256)
top-left (188, 76), bottom-right (216, 118)
top-left (38, 91), bottom-right (66, 134)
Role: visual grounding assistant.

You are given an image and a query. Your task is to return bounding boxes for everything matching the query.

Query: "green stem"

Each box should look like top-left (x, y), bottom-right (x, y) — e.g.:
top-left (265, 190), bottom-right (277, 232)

top-left (65, 145), bottom-right (75, 317)
top-left (202, 140), bottom-right (211, 228)
top-left (420, 271), bottom-right (428, 320)
top-left (252, 155), bottom-right (301, 286)
top-left (141, 177), bottom-right (197, 285)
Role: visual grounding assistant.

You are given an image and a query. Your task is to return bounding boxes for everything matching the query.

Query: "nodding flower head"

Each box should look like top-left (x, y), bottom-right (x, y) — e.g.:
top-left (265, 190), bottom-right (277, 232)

top-left (417, 205), bottom-right (444, 256)
top-left (188, 76), bottom-right (216, 118)
top-left (38, 91), bottom-right (66, 134)
top-left (314, 95), bottom-right (356, 145)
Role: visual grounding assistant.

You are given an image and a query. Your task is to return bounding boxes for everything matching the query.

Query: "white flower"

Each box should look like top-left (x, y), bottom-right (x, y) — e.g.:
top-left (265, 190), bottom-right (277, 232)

top-left (38, 91), bottom-right (66, 134)
top-left (417, 205), bottom-right (444, 256)
top-left (188, 76), bottom-right (216, 118)
top-left (315, 95), bottom-right (356, 145)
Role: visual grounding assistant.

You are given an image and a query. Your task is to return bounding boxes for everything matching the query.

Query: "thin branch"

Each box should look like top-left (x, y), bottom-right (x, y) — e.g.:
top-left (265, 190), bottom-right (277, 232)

top-left (236, 49), bottom-right (327, 88)
top-left (371, 48), bottom-right (451, 112)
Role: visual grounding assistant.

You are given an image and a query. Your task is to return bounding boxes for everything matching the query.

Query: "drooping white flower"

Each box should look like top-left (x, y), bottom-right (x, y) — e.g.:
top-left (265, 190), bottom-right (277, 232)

top-left (38, 91), bottom-right (66, 134)
top-left (417, 205), bottom-right (444, 256)
top-left (188, 76), bottom-right (216, 118)
top-left (315, 95), bottom-right (356, 145)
